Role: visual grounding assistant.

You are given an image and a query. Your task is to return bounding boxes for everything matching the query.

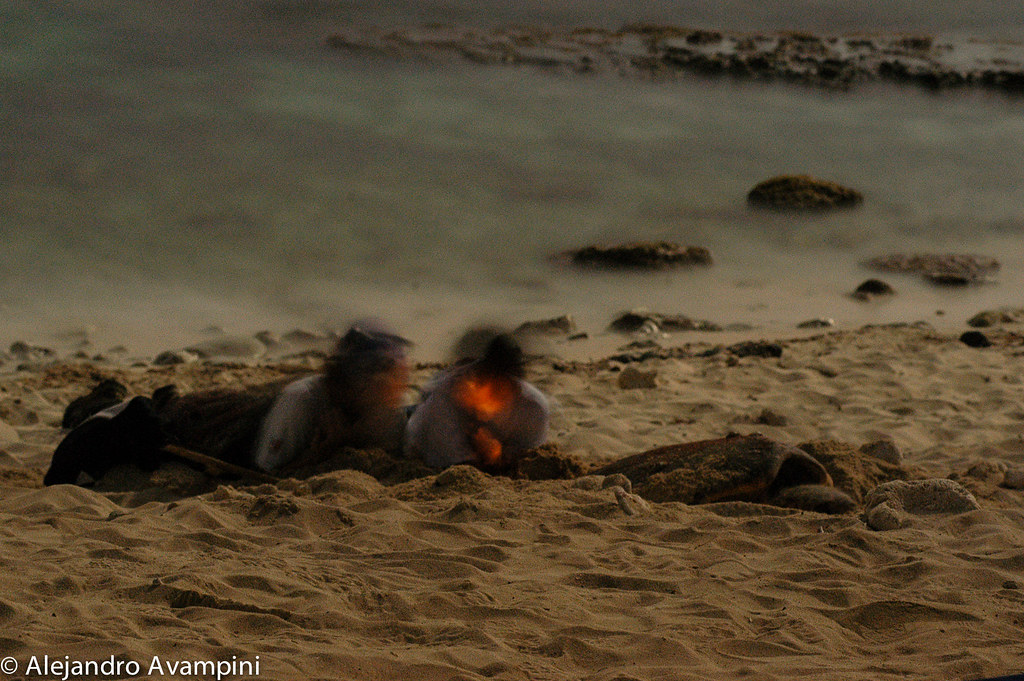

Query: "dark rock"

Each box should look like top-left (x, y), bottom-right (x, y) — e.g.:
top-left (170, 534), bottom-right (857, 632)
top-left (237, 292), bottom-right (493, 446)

top-left (754, 408), bottom-right (788, 426)
top-left (728, 340), bottom-right (783, 358)
top-left (852, 279), bottom-right (895, 301)
top-left (153, 350), bottom-right (194, 366)
top-left (747, 175), bottom-right (863, 210)
top-left (686, 30), bottom-right (723, 45)
top-left (569, 241), bottom-right (712, 269)
top-left (797, 318), bottom-right (836, 329)
top-left (62, 379), bottom-right (129, 429)
top-left (514, 315), bottom-right (577, 336)
top-left (610, 310), bottom-right (721, 334)
top-left (863, 253), bottom-right (999, 285)
top-left (959, 331), bottom-right (992, 348)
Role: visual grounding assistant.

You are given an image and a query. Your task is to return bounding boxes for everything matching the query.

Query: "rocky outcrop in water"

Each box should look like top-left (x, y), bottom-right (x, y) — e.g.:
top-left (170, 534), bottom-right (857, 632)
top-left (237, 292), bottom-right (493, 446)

top-left (863, 253), bottom-right (1000, 286)
top-left (747, 175), bottom-right (863, 210)
top-left (325, 24), bottom-right (1024, 95)
top-left (568, 242), bottom-right (712, 270)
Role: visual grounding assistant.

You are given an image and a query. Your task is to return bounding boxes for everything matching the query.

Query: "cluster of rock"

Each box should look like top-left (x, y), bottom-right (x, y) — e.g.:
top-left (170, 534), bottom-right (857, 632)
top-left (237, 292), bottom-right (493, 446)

top-left (325, 23), bottom-right (1024, 95)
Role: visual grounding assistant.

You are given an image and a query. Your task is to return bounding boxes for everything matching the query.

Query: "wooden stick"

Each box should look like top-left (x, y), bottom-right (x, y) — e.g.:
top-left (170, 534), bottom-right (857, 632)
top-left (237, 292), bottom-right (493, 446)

top-left (162, 445), bottom-right (281, 484)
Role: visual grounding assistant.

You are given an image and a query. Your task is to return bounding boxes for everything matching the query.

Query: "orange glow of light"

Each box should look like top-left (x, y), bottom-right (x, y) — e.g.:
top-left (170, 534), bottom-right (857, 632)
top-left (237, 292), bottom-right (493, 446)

top-left (454, 374), bottom-right (515, 423)
top-left (471, 426), bottom-right (503, 466)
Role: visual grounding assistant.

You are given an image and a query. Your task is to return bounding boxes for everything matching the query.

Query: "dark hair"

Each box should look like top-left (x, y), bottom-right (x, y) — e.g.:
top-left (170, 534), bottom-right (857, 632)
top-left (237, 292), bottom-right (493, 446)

top-left (476, 334), bottom-right (525, 378)
top-left (324, 323), bottom-right (411, 386)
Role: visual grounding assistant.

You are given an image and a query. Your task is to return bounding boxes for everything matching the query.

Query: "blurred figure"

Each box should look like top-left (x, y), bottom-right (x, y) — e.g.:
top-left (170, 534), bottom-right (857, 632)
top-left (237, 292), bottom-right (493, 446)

top-left (406, 333), bottom-right (548, 469)
top-left (250, 322), bottom-right (411, 471)
top-left (45, 321), bottom-right (412, 485)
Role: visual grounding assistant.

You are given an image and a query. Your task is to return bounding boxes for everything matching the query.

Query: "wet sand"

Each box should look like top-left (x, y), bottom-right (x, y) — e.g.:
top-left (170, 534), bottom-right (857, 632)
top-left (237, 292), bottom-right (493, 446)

top-left (2, 322), bottom-right (1024, 679)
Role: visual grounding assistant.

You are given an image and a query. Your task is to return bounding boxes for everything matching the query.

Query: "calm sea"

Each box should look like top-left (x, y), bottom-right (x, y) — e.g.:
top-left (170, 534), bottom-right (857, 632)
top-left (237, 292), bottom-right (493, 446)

top-left (3, 1), bottom-right (1023, 357)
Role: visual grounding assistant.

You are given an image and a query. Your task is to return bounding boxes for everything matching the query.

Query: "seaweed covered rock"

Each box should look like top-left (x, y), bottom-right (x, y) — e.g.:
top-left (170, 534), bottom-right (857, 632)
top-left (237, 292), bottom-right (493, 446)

top-left (863, 253), bottom-right (1000, 286)
top-left (747, 175), bottom-right (863, 210)
top-left (568, 242), bottom-right (712, 269)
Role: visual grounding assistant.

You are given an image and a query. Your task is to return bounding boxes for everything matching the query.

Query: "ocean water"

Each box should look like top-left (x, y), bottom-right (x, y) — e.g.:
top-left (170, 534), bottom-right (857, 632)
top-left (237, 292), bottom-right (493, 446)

top-left (3, 1), bottom-right (1024, 358)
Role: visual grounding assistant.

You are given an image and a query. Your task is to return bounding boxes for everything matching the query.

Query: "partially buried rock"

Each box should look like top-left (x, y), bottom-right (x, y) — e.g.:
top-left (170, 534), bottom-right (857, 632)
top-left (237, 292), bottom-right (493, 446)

top-left (863, 253), bottom-right (999, 285)
top-left (959, 331), bottom-right (991, 348)
top-left (569, 241), bottom-right (712, 269)
top-left (728, 340), bottom-right (783, 358)
top-left (860, 439), bottom-right (902, 466)
top-left (863, 479), bottom-right (980, 531)
top-left (852, 278), bottom-right (895, 301)
top-left (617, 366), bottom-right (657, 390)
top-left (609, 310), bottom-right (721, 334)
top-left (747, 175), bottom-right (863, 210)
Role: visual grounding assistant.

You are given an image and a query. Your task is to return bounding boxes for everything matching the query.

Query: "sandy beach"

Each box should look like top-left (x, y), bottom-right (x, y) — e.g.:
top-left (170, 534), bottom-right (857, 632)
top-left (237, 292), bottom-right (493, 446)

top-left (2, 321), bottom-right (1023, 680)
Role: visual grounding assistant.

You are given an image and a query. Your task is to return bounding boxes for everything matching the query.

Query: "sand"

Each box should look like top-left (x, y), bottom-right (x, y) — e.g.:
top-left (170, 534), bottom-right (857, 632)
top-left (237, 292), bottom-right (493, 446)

top-left (2, 323), bottom-right (1024, 680)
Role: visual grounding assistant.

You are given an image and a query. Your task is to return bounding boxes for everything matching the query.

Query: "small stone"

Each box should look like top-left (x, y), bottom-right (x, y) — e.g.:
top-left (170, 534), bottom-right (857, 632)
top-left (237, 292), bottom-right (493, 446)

top-left (612, 486), bottom-right (651, 516)
top-left (1003, 580), bottom-right (1020, 590)
top-left (567, 332), bottom-right (589, 341)
top-left (754, 408), bottom-right (788, 426)
top-left (966, 459), bottom-right (1007, 485)
top-left (860, 439), bottom-right (902, 465)
top-left (853, 279), bottom-right (895, 301)
top-left (601, 473), bottom-right (632, 494)
top-left (960, 331), bottom-right (991, 348)
top-left (728, 340), bottom-right (783, 358)
top-left (1000, 468), bottom-right (1024, 490)
top-left (283, 329), bottom-right (327, 344)
top-left (617, 367), bottom-right (657, 390)
top-left (514, 315), bottom-right (577, 336)
top-left (797, 318), bottom-right (835, 329)
top-left (153, 350), bottom-right (194, 366)
top-left (747, 175), bottom-right (863, 210)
